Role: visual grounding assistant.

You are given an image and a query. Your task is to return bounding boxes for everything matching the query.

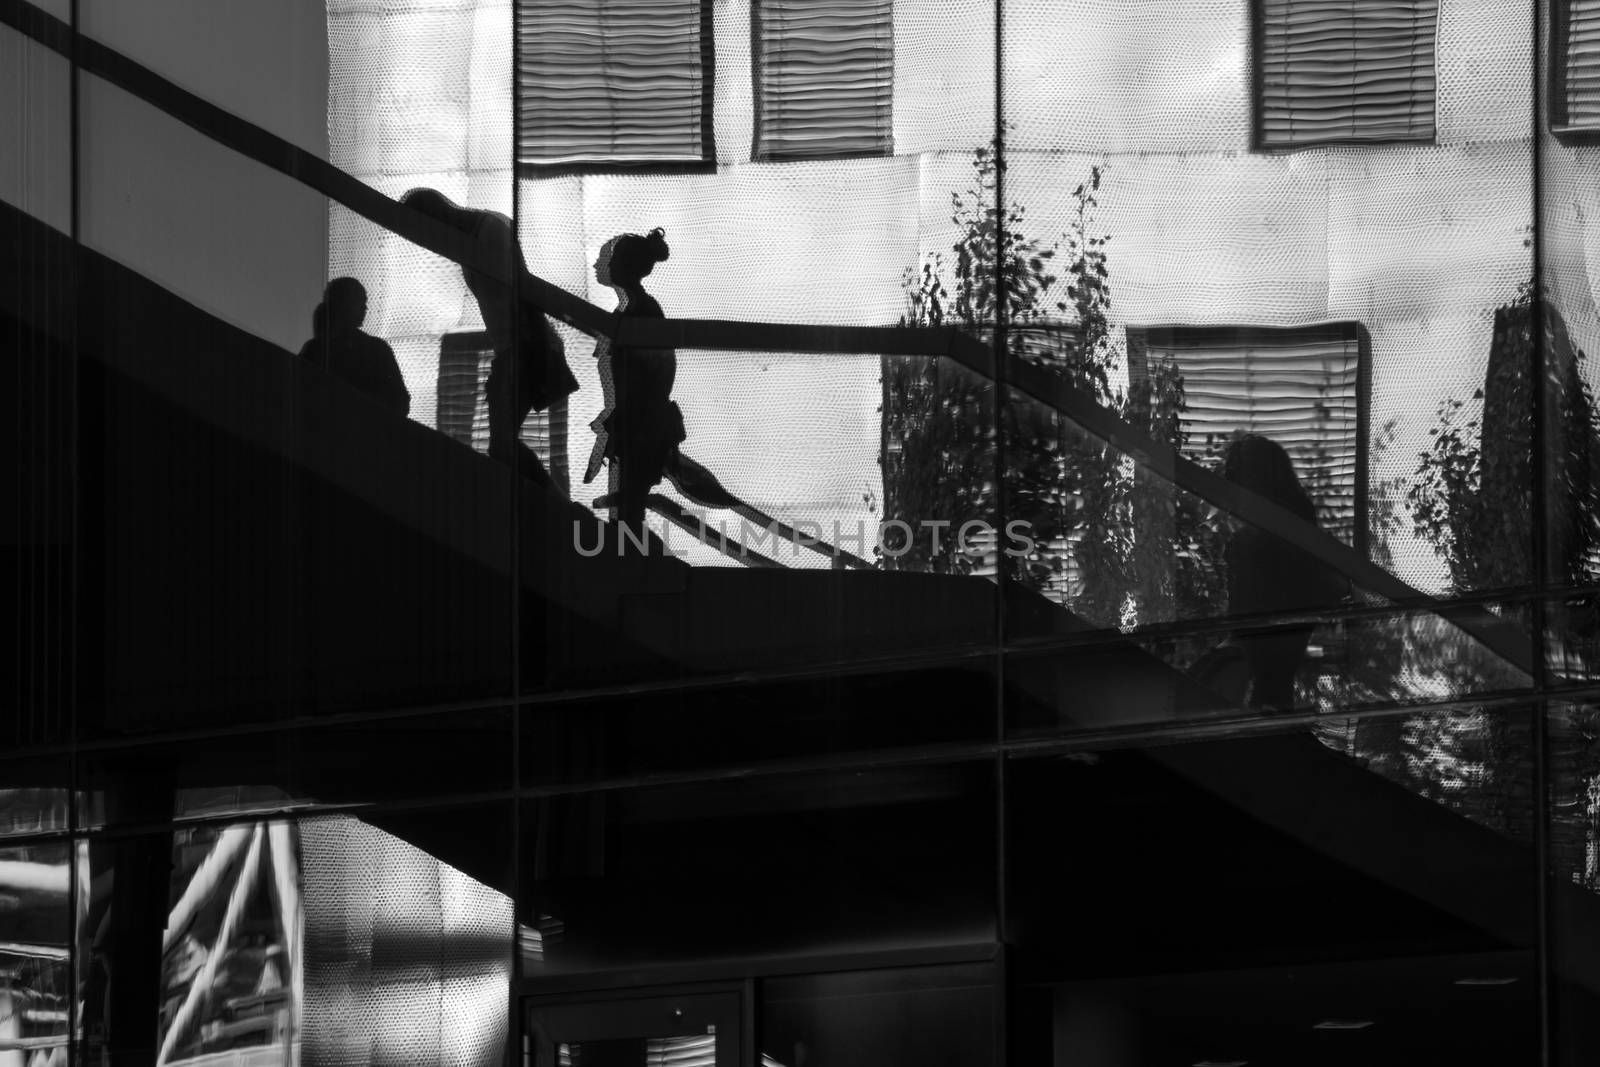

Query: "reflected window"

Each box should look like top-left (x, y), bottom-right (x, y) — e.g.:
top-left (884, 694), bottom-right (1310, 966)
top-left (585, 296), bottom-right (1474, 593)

top-left (752, 0), bottom-right (895, 161)
top-left (762, 964), bottom-right (994, 1067)
top-left (1556, 0), bottom-right (1600, 135)
top-left (440, 331), bottom-right (568, 487)
top-left (157, 823), bottom-right (296, 1065)
top-left (1254, 0), bottom-right (1438, 149)
top-left (517, 0), bottom-right (715, 172)
top-left (0, 842), bottom-right (71, 1062)
top-left (528, 991), bottom-right (740, 1067)
top-left (1127, 322), bottom-right (1367, 548)
top-left (0, 788), bottom-right (69, 837)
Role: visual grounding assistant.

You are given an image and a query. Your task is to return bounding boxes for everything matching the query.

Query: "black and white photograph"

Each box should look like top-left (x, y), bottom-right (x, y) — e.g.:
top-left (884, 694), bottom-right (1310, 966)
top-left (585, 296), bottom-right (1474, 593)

top-left (4, 0), bottom-right (1598, 1062)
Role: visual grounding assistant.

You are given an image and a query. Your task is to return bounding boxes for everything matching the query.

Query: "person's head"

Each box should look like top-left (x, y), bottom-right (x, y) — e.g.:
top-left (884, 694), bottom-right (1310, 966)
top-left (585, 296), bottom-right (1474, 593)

top-left (1221, 433), bottom-right (1314, 520)
top-left (401, 187), bottom-right (466, 230)
top-left (325, 277), bottom-right (368, 333)
top-left (313, 277), bottom-right (368, 337)
top-left (595, 227), bottom-right (669, 289)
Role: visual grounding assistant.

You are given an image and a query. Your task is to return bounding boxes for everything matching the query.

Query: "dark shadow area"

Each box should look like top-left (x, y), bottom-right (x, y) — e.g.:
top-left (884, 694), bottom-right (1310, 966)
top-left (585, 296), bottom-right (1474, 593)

top-left (520, 762), bottom-right (997, 973)
top-left (1008, 722), bottom-right (1558, 1066)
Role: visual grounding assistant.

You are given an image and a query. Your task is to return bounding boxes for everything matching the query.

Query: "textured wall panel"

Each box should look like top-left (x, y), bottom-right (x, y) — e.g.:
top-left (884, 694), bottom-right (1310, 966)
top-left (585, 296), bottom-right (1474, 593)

top-left (299, 815), bottom-right (513, 1067)
top-left (892, 0), bottom-right (994, 155)
top-left (1436, 0), bottom-right (1532, 145)
top-left (1006, 149), bottom-right (1333, 327)
top-left (1324, 142), bottom-right (1531, 324)
top-left (577, 155), bottom-right (922, 324)
top-left (1005, 0), bottom-right (1251, 153)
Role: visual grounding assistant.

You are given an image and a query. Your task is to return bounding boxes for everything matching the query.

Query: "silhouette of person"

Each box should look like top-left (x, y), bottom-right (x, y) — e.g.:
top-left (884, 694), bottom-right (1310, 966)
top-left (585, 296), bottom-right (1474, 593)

top-left (1221, 433), bottom-right (1348, 711)
top-left (584, 228), bottom-right (690, 540)
top-left (297, 277), bottom-right (410, 417)
top-left (399, 188), bottom-right (579, 487)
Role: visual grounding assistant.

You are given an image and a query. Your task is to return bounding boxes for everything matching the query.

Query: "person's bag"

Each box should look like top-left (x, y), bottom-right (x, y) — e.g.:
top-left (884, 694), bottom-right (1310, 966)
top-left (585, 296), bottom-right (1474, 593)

top-left (520, 312), bottom-right (579, 412)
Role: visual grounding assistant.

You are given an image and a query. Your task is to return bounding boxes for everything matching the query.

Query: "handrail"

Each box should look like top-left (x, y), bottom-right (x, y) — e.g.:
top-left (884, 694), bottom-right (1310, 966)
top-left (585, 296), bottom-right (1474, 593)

top-left (0, 0), bottom-right (1534, 673)
top-left (647, 494), bottom-right (783, 568)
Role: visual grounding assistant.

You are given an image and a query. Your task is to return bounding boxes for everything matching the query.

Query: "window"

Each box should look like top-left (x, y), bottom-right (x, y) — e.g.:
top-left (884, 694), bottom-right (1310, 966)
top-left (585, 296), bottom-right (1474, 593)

top-left (438, 332), bottom-right (568, 488)
top-left (752, 0), bottom-right (894, 161)
top-left (516, 0), bottom-right (715, 171)
top-left (1126, 323), bottom-right (1368, 548)
top-left (1554, 0), bottom-right (1600, 135)
top-left (1253, 0), bottom-right (1437, 149)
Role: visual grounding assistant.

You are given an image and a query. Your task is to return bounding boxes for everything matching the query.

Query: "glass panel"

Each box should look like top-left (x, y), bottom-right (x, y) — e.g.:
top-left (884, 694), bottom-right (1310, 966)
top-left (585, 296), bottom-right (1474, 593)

top-left (1010, 711), bottom-right (1539, 1065)
top-left (1013, 953), bottom-right (1537, 1067)
top-left (502, 0), bottom-right (997, 692)
top-left (82, 1), bottom-right (329, 157)
top-left (522, 350), bottom-right (999, 692)
top-left (0, 17), bottom-right (71, 234)
top-left (77, 707), bottom-right (513, 829)
top-left (1002, 0), bottom-right (1535, 681)
top-left (79, 807), bottom-right (513, 1065)
top-left (296, 806), bottom-right (515, 1065)
top-left (73, 10), bottom-right (517, 728)
top-left (0, 840), bottom-right (73, 1063)
top-left (3, 17), bottom-right (74, 750)
top-left (998, 383), bottom-right (1352, 641)
top-left (762, 964), bottom-right (994, 1067)
top-left (1000, 380), bottom-right (1536, 733)
top-left (1548, 703), bottom-right (1600, 1065)
top-left (0, 758), bottom-right (70, 840)
top-left (521, 762), bottom-right (996, 974)
top-left (80, 828), bottom-right (183, 1063)
top-left (1543, 0), bottom-right (1600, 604)
top-left (1544, 0), bottom-right (1600, 1037)
top-left (522, 657), bottom-right (996, 785)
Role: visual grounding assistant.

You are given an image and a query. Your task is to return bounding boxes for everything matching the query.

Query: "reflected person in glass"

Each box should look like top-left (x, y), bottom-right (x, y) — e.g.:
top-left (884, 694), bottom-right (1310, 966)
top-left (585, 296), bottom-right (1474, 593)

top-left (584, 229), bottom-right (746, 550)
top-left (297, 277), bottom-right (410, 417)
top-left (400, 188), bottom-right (579, 488)
top-left (1221, 433), bottom-right (1348, 711)
top-left (585, 228), bottom-right (689, 544)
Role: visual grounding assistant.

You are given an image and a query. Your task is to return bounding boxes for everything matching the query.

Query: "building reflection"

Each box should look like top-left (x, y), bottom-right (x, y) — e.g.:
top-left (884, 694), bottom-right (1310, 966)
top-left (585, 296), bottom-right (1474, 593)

top-left (5, 0), bottom-right (1600, 1063)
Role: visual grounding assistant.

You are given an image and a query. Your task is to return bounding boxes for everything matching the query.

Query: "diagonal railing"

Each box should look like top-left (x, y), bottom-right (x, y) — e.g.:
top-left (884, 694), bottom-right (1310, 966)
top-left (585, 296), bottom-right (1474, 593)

top-left (0, 0), bottom-right (1534, 674)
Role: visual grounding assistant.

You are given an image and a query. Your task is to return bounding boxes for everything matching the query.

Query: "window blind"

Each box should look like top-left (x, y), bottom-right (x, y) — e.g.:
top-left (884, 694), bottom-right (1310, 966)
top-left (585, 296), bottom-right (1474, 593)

top-left (1257, 0), bottom-right (1437, 148)
top-left (753, 0), bottom-right (894, 161)
top-left (1564, 0), bottom-right (1600, 130)
top-left (517, 0), bottom-right (712, 168)
top-left (1130, 325), bottom-right (1366, 546)
top-left (438, 332), bottom-right (567, 487)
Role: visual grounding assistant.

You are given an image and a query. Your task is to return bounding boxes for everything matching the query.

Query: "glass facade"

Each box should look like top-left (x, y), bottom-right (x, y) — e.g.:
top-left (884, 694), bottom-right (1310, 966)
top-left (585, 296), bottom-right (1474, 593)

top-left (4, 0), bottom-right (1600, 1064)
